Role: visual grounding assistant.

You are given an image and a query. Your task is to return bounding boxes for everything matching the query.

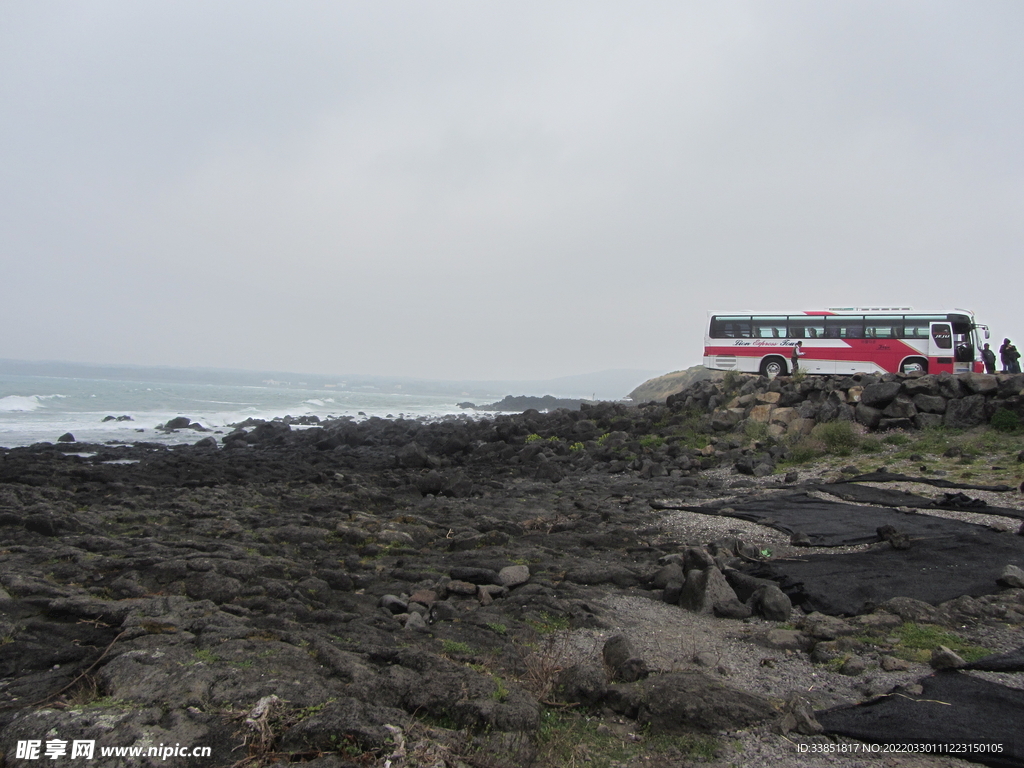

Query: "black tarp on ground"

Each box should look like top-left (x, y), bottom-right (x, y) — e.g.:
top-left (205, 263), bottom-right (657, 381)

top-left (808, 483), bottom-right (1024, 521)
top-left (744, 524), bottom-right (1024, 615)
top-left (687, 493), bottom-right (1024, 615)
top-left (966, 647), bottom-right (1024, 673)
top-left (817, 671), bottom-right (1024, 768)
top-left (683, 492), bottom-right (1010, 547)
top-left (839, 471), bottom-right (1013, 492)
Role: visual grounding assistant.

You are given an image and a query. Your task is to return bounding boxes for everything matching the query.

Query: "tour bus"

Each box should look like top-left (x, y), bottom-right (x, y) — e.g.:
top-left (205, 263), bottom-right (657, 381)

top-left (703, 307), bottom-right (989, 377)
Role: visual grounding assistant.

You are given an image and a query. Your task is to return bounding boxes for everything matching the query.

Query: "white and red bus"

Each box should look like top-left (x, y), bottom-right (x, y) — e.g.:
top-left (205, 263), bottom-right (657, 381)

top-left (703, 307), bottom-right (990, 377)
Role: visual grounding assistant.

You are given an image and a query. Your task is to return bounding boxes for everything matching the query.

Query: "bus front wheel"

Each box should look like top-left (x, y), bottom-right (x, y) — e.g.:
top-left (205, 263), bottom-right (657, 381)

top-left (901, 358), bottom-right (928, 374)
top-left (760, 357), bottom-right (787, 377)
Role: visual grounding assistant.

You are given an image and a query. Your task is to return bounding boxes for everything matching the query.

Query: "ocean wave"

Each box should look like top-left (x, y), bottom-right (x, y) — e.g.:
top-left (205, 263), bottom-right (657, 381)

top-left (0, 395), bottom-right (62, 412)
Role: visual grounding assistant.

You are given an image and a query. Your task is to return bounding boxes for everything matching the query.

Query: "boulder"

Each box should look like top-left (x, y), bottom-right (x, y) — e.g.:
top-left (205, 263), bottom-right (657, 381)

top-left (854, 403), bottom-right (882, 430)
top-left (881, 395), bottom-right (917, 419)
top-left (678, 566), bottom-right (741, 615)
top-left (930, 646), bottom-right (967, 670)
top-left (749, 584), bottom-right (792, 621)
top-left (859, 382), bottom-right (902, 408)
top-left (498, 565), bottom-right (531, 588)
top-left (396, 442), bottom-right (430, 468)
top-left (997, 564), bottom-right (1024, 588)
top-left (944, 394), bottom-right (987, 429)
top-left (608, 671), bottom-right (774, 734)
top-left (914, 412), bottom-right (945, 429)
top-left (603, 635), bottom-right (650, 682)
top-left (936, 372), bottom-right (965, 399)
top-left (961, 373), bottom-right (999, 394)
top-left (903, 375), bottom-right (940, 396)
top-left (556, 663), bottom-right (609, 706)
top-left (711, 409), bottom-right (744, 431)
top-left (912, 393), bottom-right (946, 413)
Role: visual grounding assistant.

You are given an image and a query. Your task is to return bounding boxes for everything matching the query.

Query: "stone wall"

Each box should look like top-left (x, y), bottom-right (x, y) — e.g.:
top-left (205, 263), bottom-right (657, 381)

top-left (666, 371), bottom-right (1024, 438)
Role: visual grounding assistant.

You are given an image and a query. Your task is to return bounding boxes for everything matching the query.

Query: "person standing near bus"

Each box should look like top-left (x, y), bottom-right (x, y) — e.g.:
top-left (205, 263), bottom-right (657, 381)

top-left (1000, 339), bottom-right (1013, 372)
top-left (791, 341), bottom-right (805, 373)
top-left (982, 343), bottom-right (997, 374)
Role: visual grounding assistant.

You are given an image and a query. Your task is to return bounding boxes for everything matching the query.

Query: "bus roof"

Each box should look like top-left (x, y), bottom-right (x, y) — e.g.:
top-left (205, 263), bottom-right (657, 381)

top-left (707, 308), bottom-right (977, 316)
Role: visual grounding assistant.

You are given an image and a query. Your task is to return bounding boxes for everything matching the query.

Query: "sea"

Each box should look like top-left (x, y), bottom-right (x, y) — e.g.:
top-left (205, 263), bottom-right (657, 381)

top-left (0, 374), bottom-right (476, 449)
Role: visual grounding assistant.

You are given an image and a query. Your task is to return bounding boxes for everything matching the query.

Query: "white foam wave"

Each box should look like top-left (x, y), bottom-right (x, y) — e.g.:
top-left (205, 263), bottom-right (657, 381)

top-left (0, 395), bottom-right (50, 412)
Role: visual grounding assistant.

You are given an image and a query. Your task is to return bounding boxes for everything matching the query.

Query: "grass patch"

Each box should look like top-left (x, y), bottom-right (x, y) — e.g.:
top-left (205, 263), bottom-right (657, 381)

top-left (893, 623), bottom-right (992, 663)
top-left (189, 648), bottom-right (221, 665)
top-left (638, 434), bottom-right (667, 449)
top-left (491, 676), bottom-right (510, 702)
top-left (882, 432), bottom-right (911, 445)
top-left (526, 612), bottom-right (570, 634)
top-left (534, 709), bottom-right (719, 767)
top-left (859, 437), bottom-right (883, 453)
top-left (441, 640), bottom-right (474, 656)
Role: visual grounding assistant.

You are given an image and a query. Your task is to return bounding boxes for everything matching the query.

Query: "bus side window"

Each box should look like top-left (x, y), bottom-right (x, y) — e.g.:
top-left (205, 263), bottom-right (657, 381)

top-left (808, 328), bottom-right (817, 338)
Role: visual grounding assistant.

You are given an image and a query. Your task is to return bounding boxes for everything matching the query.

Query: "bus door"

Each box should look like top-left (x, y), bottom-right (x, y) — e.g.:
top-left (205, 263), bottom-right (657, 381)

top-left (929, 321), bottom-right (955, 373)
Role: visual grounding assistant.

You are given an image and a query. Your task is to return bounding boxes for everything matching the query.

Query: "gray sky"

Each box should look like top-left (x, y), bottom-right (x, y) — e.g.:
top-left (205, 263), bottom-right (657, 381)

top-left (2, 1), bottom-right (1022, 381)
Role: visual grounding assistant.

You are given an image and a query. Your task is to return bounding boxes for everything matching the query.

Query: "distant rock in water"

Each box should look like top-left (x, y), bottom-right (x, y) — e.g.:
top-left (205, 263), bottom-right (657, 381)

top-left (463, 394), bottom-right (595, 412)
top-left (158, 416), bottom-right (209, 432)
top-left (102, 415), bottom-right (134, 422)
top-left (57, 432), bottom-right (75, 443)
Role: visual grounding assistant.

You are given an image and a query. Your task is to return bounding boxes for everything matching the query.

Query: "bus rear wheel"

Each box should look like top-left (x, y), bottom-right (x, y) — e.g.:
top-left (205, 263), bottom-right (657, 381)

top-left (900, 358), bottom-right (928, 374)
top-left (760, 357), bottom-right (787, 377)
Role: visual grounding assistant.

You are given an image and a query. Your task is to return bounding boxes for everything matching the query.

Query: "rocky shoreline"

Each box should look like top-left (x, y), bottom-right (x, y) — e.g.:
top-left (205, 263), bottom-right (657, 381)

top-left (1, 374), bottom-right (1023, 767)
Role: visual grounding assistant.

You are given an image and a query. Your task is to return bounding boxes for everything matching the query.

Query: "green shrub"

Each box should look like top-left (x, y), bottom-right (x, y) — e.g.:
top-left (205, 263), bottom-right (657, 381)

top-left (525, 433), bottom-right (544, 443)
top-left (744, 421), bottom-right (770, 443)
top-left (811, 420), bottom-right (859, 454)
top-left (784, 437), bottom-right (824, 464)
top-left (990, 408), bottom-right (1021, 433)
top-left (859, 438), bottom-right (883, 453)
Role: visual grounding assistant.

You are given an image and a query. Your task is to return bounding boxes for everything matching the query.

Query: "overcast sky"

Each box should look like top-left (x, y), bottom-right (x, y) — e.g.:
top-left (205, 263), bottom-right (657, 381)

top-left (2, 2), bottom-right (1022, 381)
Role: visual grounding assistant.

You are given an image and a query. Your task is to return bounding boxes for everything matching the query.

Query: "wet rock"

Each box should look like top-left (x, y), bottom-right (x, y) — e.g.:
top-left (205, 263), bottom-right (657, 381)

top-left (498, 564), bottom-right (530, 588)
top-left (603, 635), bottom-right (650, 682)
top-left (997, 564), bottom-right (1024, 588)
top-left (878, 596), bottom-right (940, 624)
top-left (749, 584), bottom-right (792, 622)
top-left (678, 566), bottom-right (741, 615)
top-left (930, 645), bottom-right (967, 669)
top-left (608, 671), bottom-right (774, 734)
top-left (800, 612), bottom-right (856, 640)
top-left (556, 662), bottom-right (608, 706)
top-left (779, 692), bottom-right (823, 735)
